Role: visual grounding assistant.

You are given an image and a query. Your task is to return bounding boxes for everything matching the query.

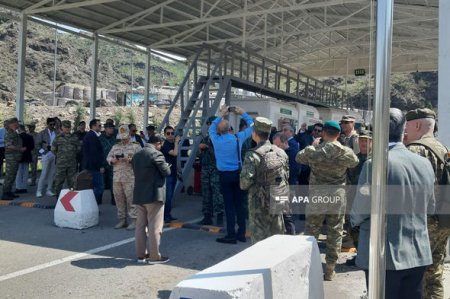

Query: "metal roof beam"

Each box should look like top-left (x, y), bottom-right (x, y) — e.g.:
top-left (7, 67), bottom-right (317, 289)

top-left (25, 0), bottom-right (121, 14)
top-left (101, 0), bottom-right (367, 34)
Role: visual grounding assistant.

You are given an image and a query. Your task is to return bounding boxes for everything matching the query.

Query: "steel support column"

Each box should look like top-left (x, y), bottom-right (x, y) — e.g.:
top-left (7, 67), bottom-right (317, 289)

top-left (143, 50), bottom-right (151, 127)
top-left (369, 0), bottom-right (394, 298)
top-left (90, 33), bottom-right (99, 119)
top-left (15, 13), bottom-right (27, 121)
top-left (438, 0), bottom-right (450, 148)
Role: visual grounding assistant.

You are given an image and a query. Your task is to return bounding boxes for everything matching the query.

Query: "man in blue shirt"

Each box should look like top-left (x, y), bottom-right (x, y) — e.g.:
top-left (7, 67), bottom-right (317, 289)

top-left (209, 105), bottom-right (253, 244)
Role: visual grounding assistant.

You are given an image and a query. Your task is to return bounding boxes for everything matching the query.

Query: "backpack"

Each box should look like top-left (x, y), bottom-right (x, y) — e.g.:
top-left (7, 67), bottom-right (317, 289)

top-left (253, 145), bottom-right (290, 215)
top-left (73, 170), bottom-right (93, 191)
top-left (408, 139), bottom-right (450, 228)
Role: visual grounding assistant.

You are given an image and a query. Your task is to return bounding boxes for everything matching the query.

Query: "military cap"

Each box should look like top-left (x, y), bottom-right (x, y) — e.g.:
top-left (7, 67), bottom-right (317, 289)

top-left (358, 129), bottom-right (372, 139)
top-left (206, 116), bottom-right (217, 124)
top-left (117, 124), bottom-right (130, 140)
top-left (405, 108), bottom-right (436, 121)
top-left (8, 117), bottom-right (19, 124)
top-left (341, 115), bottom-right (356, 122)
top-left (104, 122), bottom-right (115, 129)
top-left (62, 120), bottom-right (72, 128)
top-left (323, 120), bottom-right (341, 131)
top-left (253, 117), bottom-right (272, 133)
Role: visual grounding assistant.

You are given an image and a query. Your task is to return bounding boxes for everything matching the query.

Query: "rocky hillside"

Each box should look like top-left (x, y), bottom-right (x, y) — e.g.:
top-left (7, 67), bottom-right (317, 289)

top-left (0, 12), bottom-right (187, 103)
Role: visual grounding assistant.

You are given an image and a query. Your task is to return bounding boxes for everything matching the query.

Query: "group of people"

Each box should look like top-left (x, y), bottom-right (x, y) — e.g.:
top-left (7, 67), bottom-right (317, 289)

top-left (197, 105), bottom-right (449, 299)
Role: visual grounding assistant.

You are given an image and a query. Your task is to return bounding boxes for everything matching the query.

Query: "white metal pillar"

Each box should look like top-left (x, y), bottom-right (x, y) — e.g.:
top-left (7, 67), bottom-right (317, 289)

top-left (438, 0), bottom-right (450, 148)
top-left (90, 33), bottom-right (99, 119)
top-left (15, 13), bottom-right (27, 121)
top-left (369, 0), bottom-right (394, 298)
top-left (143, 49), bottom-right (151, 127)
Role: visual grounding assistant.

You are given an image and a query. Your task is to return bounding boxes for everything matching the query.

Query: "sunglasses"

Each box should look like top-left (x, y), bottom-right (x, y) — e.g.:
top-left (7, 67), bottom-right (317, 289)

top-left (341, 121), bottom-right (353, 124)
top-left (165, 131), bottom-right (174, 135)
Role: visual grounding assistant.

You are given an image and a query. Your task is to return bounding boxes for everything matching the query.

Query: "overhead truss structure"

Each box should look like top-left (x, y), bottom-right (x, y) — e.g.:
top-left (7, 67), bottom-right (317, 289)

top-left (0, 0), bottom-right (439, 76)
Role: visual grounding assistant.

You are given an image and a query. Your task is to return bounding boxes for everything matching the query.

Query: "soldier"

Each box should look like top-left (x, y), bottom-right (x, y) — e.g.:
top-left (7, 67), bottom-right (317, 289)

top-left (26, 123), bottom-right (39, 186)
top-left (405, 108), bottom-right (450, 299)
top-left (240, 117), bottom-right (289, 244)
top-left (107, 125), bottom-right (141, 230)
top-left (198, 116), bottom-right (224, 226)
top-left (345, 129), bottom-right (372, 266)
top-left (1, 118), bottom-right (25, 200)
top-left (339, 115), bottom-right (360, 154)
top-left (99, 122), bottom-right (117, 205)
top-left (296, 120), bottom-right (359, 281)
top-left (52, 121), bottom-right (80, 197)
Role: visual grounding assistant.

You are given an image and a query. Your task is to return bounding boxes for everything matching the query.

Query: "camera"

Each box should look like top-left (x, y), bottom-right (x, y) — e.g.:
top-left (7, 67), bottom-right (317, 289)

top-left (228, 106), bottom-right (237, 113)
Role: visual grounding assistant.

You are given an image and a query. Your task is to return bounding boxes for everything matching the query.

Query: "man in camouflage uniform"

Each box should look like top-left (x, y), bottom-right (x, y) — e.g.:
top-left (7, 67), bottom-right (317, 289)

top-left (198, 116), bottom-right (224, 226)
top-left (296, 120), bottom-right (359, 281)
top-left (107, 125), bottom-right (141, 230)
top-left (240, 117), bottom-right (289, 244)
top-left (339, 115), bottom-right (360, 154)
top-left (99, 122), bottom-right (117, 205)
top-left (51, 121), bottom-right (80, 197)
top-left (27, 123), bottom-right (39, 186)
top-left (405, 108), bottom-right (450, 299)
top-left (1, 118), bottom-right (25, 200)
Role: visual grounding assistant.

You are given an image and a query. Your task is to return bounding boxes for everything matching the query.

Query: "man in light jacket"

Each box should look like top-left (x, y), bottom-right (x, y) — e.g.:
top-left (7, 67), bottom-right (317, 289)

top-left (132, 134), bottom-right (171, 264)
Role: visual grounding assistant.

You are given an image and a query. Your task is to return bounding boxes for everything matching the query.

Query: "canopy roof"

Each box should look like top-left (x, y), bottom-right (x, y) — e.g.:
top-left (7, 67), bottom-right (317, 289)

top-left (0, 0), bottom-right (438, 76)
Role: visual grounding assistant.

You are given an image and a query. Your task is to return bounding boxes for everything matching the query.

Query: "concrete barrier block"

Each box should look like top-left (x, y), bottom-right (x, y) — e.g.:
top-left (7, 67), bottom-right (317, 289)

top-left (54, 189), bottom-right (99, 229)
top-left (170, 235), bottom-right (323, 299)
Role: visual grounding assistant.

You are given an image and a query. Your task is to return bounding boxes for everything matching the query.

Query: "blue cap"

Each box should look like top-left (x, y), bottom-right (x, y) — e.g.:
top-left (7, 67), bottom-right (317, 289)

top-left (323, 120), bottom-right (341, 131)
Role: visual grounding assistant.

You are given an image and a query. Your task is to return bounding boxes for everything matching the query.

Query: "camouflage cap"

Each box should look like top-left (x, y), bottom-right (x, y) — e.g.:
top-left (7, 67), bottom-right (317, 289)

top-left (7, 117), bottom-right (19, 124)
top-left (405, 108), bottom-right (436, 121)
top-left (117, 124), bottom-right (130, 140)
top-left (324, 120), bottom-right (341, 131)
top-left (253, 117), bottom-right (272, 133)
top-left (341, 115), bottom-right (356, 122)
top-left (62, 120), bottom-right (72, 128)
top-left (358, 129), bottom-right (372, 139)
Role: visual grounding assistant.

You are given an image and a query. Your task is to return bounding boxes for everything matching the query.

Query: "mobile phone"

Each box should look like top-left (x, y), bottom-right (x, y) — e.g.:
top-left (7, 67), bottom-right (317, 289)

top-left (228, 106), bottom-right (236, 113)
top-left (115, 154), bottom-right (124, 159)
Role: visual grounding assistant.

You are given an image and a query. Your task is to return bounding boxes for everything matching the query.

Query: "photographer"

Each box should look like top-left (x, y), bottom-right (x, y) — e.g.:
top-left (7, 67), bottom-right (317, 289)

top-left (209, 105), bottom-right (253, 244)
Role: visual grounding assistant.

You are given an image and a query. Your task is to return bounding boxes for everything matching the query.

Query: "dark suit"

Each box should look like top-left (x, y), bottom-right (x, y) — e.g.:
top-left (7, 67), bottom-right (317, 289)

top-left (351, 143), bottom-right (435, 298)
top-left (82, 130), bottom-right (105, 204)
top-left (131, 134), bottom-right (144, 148)
top-left (286, 137), bottom-right (300, 185)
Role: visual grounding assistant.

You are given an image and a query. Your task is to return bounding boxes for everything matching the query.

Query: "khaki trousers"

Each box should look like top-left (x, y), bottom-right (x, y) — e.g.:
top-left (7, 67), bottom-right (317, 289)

top-left (135, 202), bottom-right (164, 260)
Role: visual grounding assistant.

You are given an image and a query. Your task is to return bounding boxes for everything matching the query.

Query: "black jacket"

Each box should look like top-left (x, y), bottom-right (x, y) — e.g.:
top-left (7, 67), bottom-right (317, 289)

top-left (20, 132), bottom-right (35, 163)
top-left (82, 130), bottom-right (104, 171)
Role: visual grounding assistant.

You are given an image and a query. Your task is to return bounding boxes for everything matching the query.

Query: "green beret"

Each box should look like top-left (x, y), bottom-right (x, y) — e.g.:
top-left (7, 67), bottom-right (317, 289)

top-left (206, 116), bottom-right (217, 124)
top-left (405, 108), bottom-right (436, 121)
top-left (358, 129), bottom-right (372, 139)
top-left (253, 117), bottom-right (272, 133)
top-left (62, 120), bottom-right (72, 128)
top-left (324, 120), bottom-right (341, 132)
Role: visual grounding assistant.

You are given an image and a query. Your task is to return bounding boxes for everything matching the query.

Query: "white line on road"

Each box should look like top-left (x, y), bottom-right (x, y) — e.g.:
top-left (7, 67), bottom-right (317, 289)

top-left (0, 217), bottom-right (202, 282)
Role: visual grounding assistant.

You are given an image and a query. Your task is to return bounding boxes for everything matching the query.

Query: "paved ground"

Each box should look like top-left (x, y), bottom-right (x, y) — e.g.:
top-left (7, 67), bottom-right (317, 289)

top-left (0, 186), bottom-right (448, 299)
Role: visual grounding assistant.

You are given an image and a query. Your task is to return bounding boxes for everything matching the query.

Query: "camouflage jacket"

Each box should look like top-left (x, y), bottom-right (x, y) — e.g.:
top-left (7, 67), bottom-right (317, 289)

top-left (107, 142), bottom-right (142, 182)
top-left (4, 129), bottom-right (22, 160)
top-left (296, 140), bottom-right (359, 185)
top-left (199, 134), bottom-right (216, 168)
top-left (51, 133), bottom-right (80, 165)
top-left (339, 131), bottom-right (360, 154)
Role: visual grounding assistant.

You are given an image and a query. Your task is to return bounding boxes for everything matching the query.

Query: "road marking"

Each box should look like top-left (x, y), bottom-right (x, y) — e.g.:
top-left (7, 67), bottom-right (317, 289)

top-left (0, 217), bottom-right (202, 282)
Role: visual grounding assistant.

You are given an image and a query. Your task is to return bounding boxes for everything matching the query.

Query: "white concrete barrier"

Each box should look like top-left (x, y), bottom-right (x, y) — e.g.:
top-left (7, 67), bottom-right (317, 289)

top-left (54, 189), bottom-right (99, 229)
top-left (170, 235), bottom-right (323, 299)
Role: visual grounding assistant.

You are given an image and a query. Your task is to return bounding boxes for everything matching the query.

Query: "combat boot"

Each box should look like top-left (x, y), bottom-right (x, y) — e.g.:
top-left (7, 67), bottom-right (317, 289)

top-left (216, 212), bottom-right (224, 227)
top-left (324, 262), bottom-right (336, 281)
top-left (114, 219), bottom-right (127, 229)
top-left (198, 214), bottom-right (213, 225)
top-left (126, 219), bottom-right (136, 230)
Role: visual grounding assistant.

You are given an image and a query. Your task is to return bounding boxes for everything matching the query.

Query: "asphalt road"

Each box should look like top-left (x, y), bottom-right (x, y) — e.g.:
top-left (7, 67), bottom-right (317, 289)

top-left (0, 190), bottom-right (448, 299)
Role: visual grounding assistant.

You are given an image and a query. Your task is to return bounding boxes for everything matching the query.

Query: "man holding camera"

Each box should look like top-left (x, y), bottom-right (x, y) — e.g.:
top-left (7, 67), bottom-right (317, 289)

top-left (107, 125), bottom-right (142, 230)
top-left (209, 105), bottom-right (253, 244)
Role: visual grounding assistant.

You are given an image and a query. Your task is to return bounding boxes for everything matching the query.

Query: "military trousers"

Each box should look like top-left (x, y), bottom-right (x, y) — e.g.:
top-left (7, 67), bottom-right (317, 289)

top-left (200, 166), bottom-right (224, 216)
top-left (30, 153), bottom-right (38, 185)
top-left (2, 156), bottom-right (19, 194)
top-left (53, 162), bottom-right (77, 196)
top-left (423, 217), bottom-right (450, 299)
top-left (113, 181), bottom-right (137, 220)
top-left (304, 188), bottom-right (346, 264)
top-left (249, 196), bottom-right (285, 244)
